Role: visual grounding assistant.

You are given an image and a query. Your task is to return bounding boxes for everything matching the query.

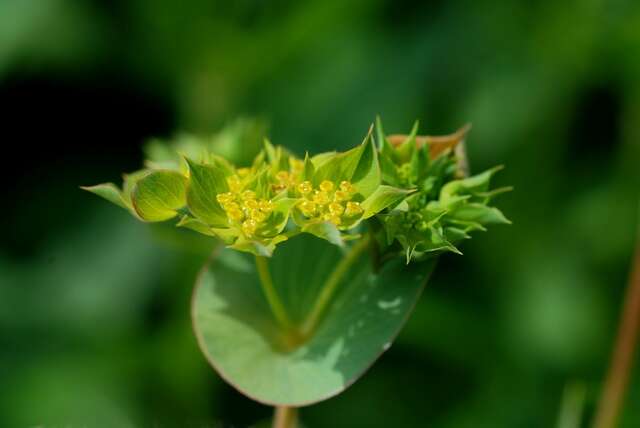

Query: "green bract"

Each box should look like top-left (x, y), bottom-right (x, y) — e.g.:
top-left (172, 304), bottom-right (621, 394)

top-left (375, 118), bottom-right (511, 263)
top-left (84, 119), bottom-right (509, 259)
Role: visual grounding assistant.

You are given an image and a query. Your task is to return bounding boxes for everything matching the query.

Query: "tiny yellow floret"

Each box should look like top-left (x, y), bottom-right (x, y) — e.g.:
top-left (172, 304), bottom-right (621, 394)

top-left (340, 181), bottom-right (355, 193)
top-left (313, 190), bottom-right (330, 205)
top-left (345, 201), bottom-right (363, 217)
top-left (259, 199), bottom-right (274, 213)
top-left (216, 192), bottom-right (234, 204)
top-left (300, 200), bottom-right (317, 216)
top-left (297, 181), bottom-right (313, 195)
top-left (250, 209), bottom-right (266, 222)
top-left (319, 180), bottom-right (334, 192)
top-left (244, 199), bottom-right (259, 210)
top-left (241, 190), bottom-right (256, 200)
top-left (227, 175), bottom-right (242, 192)
top-left (322, 213), bottom-right (342, 225)
top-left (237, 167), bottom-right (250, 177)
top-left (334, 190), bottom-right (350, 202)
top-left (227, 207), bottom-right (244, 222)
top-left (242, 219), bottom-right (257, 236)
top-left (328, 202), bottom-right (344, 216)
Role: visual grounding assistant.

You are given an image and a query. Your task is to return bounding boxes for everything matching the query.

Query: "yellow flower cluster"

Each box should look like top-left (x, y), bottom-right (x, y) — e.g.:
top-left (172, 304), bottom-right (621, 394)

top-left (272, 158), bottom-right (305, 192)
top-left (217, 176), bottom-right (274, 237)
top-left (296, 179), bottom-right (363, 226)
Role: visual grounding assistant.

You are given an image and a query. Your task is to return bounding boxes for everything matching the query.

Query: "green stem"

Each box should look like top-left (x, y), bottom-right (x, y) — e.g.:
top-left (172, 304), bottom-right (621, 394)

top-left (255, 256), bottom-right (292, 330)
top-left (300, 234), bottom-right (371, 337)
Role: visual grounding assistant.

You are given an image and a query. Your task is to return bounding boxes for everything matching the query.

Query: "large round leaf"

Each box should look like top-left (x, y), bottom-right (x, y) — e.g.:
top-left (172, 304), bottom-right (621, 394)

top-left (192, 235), bottom-right (436, 406)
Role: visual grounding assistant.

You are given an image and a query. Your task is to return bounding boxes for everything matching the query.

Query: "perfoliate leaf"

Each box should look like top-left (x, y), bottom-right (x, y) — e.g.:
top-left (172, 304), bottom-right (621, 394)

top-left (192, 235), bottom-right (437, 405)
top-left (361, 185), bottom-right (414, 219)
top-left (131, 170), bottom-right (188, 222)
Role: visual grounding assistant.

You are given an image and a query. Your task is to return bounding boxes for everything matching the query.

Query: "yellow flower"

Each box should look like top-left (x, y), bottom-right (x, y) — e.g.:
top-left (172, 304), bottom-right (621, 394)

top-left (297, 181), bottom-right (313, 195)
top-left (300, 200), bottom-right (317, 216)
top-left (242, 190), bottom-right (256, 200)
top-left (334, 190), bottom-right (350, 202)
top-left (227, 175), bottom-right (242, 193)
top-left (319, 180), bottom-right (334, 192)
top-left (259, 199), bottom-right (274, 213)
top-left (242, 219), bottom-right (257, 236)
top-left (244, 199), bottom-right (259, 210)
top-left (313, 191), bottom-right (330, 205)
top-left (216, 192), bottom-right (234, 204)
top-left (328, 202), bottom-right (344, 216)
top-left (345, 201), bottom-right (363, 217)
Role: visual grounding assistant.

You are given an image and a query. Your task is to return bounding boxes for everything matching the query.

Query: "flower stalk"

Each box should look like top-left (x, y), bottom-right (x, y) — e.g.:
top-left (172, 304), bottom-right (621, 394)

top-left (300, 234), bottom-right (371, 338)
top-left (593, 215), bottom-right (640, 428)
top-left (255, 255), bottom-right (293, 331)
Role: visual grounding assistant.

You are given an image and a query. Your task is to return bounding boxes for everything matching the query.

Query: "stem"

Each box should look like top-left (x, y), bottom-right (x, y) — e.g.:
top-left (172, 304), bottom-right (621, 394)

top-left (300, 234), bottom-right (371, 337)
top-left (273, 406), bottom-right (297, 428)
top-left (255, 256), bottom-right (293, 330)
top-left (593, 220), bottom-right (640, 428)
top-left (556, 382), bottom-right (586, 428)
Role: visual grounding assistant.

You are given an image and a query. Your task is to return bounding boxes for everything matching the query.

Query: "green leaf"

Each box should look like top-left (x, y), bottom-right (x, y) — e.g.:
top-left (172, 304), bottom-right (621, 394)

top-left (440, 165), bottom-right (504, 203)
top-left (302, 152), bottom-right (315, 181)
top-left (81, 183), bottom-right (129, 210)
top-left (123, 170), bottom-right (149, 204)
top-left (310, 151), bottom-right (336, 169)
top-left (350, 132), bottom-right (381, 198)
top-left (131, 170), bottom-right (188, 222)
top-left (376, 116), bottom-right (397, 163)
top-left (192, 235), bottom-right (437, 405)
top-left (450, 203), bottom-right (511, 225)
top-left (186, 158), bottom-right (229, 227)
top-left (361, 185), bottom-right (414, 219)
top-left (395, 120), bottom-right (419, 162)
top-left (229, 238), bottom-right (278, 257)
top-left (302, 221), bottom-right (344, 247)
top-left (258, 197), bottom-right (297, 237)
top-left (177, 215), bottom-right (218, 237)
top-left (314, 127), bottom-right (375, 186)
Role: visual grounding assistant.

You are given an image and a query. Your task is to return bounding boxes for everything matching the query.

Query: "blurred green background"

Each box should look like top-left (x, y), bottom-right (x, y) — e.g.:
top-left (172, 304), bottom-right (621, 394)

top-left (1, 0), bottom-right (639, 427)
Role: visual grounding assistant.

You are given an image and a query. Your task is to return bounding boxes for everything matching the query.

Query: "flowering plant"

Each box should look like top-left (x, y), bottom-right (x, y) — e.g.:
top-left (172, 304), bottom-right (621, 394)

top-left (84, 117), bottom-right (509, 426)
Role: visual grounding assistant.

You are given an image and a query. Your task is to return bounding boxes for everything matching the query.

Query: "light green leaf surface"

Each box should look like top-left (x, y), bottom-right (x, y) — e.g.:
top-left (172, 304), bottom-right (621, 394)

top-left (361, 185), bottom-right (414, 219)
top-left (131, 170), bottom-right (188, 222)
top-left (192, 235), bottom-right (436, 406)
top-left (81, 183), bottom-right (129, 210)
top-left (186, 159), bottom-right (229, 227)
